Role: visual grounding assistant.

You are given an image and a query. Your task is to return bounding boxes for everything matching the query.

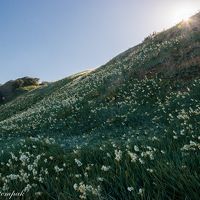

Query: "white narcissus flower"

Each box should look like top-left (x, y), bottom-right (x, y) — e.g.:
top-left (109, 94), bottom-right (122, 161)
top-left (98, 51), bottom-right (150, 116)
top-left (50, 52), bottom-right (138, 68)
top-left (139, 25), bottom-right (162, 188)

top-left (73, 183), bottom-right (78, 191)
top-left (138, 188), bottom-right (145, 196)
top-left (101, 165), bottom-right (111, 171)
top-left (54, 166), bottom-right (64, 173)
top-left (127, 187), bottom-right (134, 192)
top-left (115, 150), bottom-right (122, 162)
top-left (127, 151), bottom-right (137, 162)
top-left (134, 145), bottom-right (139, 152)
top-left (75, 159), bottom-right (82, 167)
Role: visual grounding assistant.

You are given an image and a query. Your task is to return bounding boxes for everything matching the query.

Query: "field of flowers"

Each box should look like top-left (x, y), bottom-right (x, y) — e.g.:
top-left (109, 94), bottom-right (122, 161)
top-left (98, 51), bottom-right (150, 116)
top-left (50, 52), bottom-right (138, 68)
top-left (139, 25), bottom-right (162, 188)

top-left (0, 13), bottom-right (200, 200)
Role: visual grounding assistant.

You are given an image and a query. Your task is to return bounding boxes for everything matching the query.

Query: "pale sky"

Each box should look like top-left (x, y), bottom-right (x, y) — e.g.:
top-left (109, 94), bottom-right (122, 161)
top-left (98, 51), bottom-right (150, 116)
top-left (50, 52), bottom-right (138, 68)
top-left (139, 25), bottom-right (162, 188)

top-left (0, 0), bottom-right (200, 83)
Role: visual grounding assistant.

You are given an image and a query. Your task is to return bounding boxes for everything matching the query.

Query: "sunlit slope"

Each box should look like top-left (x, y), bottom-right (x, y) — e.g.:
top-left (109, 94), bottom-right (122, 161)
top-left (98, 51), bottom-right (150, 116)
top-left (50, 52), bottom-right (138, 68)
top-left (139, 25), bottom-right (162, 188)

top-left (0, 12), bottom-right (200, 136)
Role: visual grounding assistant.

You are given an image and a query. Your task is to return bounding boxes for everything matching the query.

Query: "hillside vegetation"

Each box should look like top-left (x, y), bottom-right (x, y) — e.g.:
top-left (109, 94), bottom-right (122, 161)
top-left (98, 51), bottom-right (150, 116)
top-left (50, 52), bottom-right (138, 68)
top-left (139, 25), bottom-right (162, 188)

top-left (0, 77), bottom-right (41, 104)
top-left (0, 13), bottom-right (200, 200)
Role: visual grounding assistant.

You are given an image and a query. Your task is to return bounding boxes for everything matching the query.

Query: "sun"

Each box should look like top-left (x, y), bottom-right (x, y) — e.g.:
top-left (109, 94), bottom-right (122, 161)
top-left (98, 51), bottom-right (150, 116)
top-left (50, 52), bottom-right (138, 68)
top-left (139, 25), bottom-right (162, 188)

top-left (182, 14), bottom-right (190, 22)
top-left (172, 4), bottom-right (197, 24)
top-left (180, 10), bottom-right (193, 22)
top-left (175, 9), bottom-right (194, 22)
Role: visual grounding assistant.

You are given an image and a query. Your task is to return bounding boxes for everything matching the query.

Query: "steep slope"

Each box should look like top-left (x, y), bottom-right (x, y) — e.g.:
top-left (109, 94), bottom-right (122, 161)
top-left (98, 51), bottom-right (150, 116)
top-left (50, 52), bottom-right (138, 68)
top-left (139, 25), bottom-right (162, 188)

top-left (0, 12), bottom-right (200, 136)
top-left (0, 12), bottom-right (200, 200)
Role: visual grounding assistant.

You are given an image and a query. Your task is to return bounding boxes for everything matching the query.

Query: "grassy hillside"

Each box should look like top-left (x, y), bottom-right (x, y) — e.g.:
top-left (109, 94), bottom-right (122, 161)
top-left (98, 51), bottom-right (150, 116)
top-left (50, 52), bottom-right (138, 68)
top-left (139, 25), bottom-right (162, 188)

top-left (0, 13), bottom-right (200, 200)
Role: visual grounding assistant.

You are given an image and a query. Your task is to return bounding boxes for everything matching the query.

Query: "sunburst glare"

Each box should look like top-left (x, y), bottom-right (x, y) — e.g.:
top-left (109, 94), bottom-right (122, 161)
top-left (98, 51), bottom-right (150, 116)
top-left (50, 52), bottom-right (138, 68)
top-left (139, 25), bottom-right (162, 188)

top-left (172, 4), bottom-right (198, 24)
